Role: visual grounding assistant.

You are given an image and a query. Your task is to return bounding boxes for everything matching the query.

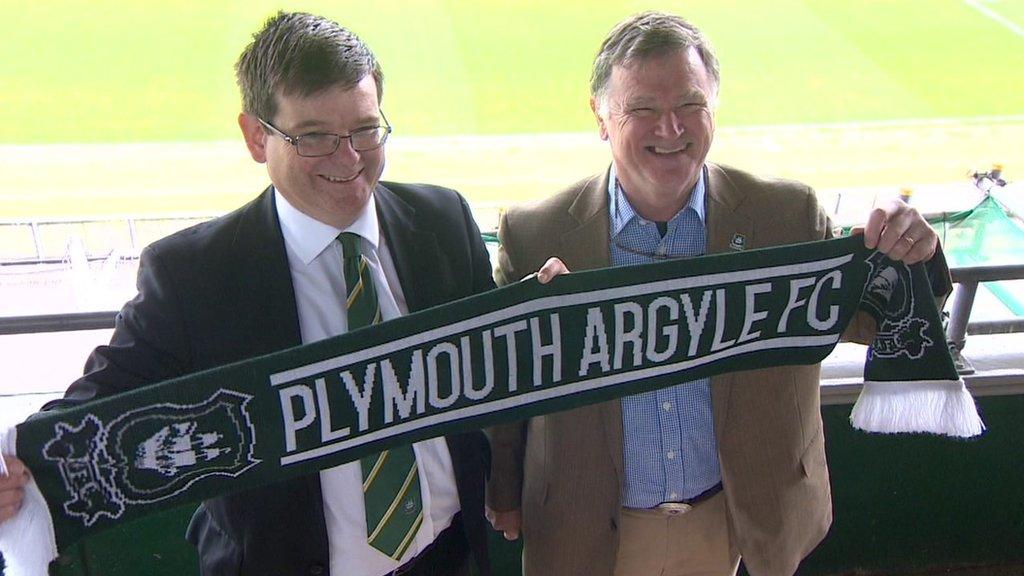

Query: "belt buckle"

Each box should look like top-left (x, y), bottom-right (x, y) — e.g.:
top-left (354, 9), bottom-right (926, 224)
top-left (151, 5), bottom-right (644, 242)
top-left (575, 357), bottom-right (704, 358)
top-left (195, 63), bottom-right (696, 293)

top-left (656, 502), bottom-right (693, 516)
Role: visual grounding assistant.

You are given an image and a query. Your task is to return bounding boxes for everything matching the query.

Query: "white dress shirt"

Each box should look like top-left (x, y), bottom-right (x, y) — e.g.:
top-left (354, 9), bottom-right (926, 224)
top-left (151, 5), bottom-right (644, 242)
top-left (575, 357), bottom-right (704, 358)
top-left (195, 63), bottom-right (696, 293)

top-left (274, 189), bottom-right (460, 576)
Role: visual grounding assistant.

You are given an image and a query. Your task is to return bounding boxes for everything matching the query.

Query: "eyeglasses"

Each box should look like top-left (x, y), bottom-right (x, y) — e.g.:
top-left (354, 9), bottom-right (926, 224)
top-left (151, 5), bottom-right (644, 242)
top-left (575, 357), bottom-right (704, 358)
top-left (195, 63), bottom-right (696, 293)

top-left (257, 111), bottom-right (392, 157)
top-left (612, 238), bottom-right (698, 261)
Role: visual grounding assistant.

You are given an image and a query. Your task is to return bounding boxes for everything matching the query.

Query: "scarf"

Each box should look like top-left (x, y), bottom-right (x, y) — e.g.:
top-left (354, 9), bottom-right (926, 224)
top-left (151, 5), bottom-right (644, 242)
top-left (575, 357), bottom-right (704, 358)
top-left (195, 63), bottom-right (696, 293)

top-left (0, 235), bottom-right (982, 574)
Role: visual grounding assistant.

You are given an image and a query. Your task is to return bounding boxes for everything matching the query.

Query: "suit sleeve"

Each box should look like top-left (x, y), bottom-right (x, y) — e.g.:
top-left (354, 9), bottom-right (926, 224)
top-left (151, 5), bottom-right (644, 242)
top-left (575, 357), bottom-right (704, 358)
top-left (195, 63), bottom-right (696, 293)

top-left (42, 245), bottom-right (191, 410)
top-left (458, 193), bottom-right (498, 297)
top-left (794, 186), bottom-right (881, 346)
top-left (485, 208), bottom-right (529, 511)
top-left (492, 209), bottom-right (522, 288)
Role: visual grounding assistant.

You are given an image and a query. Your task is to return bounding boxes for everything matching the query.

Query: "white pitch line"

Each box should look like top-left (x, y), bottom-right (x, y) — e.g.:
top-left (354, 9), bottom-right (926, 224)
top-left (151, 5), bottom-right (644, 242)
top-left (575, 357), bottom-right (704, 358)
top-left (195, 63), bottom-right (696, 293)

top-left (0, 115), bottom-right (1023, 157)
top-left (964, 0), bottom-right (1024, 38)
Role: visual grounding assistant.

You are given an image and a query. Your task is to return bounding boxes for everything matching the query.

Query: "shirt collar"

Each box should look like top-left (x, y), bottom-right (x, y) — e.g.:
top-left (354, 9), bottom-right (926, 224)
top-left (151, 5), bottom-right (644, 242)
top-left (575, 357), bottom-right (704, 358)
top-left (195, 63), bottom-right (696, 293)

top-left (274, 188), bottom-right (380, 265)
top-left (607, 164), bottom-right (707, 237)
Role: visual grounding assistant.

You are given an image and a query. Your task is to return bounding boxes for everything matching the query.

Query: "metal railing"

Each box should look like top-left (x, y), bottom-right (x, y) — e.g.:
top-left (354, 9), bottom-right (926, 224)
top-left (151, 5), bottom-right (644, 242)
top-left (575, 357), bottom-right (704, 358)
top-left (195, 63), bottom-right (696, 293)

top-left (3, 169), bottom-right (1023, 374)
top-left (0, 214), bottom-right (215, 264)
top-left (948, 263), bottom-right (1024, 343)
top-left (0, 310), bottom-right (119, 335)
top-left (945, 263), bottom-right (1024, 374)
top-left (2, 263), bottom-right (1022, 344)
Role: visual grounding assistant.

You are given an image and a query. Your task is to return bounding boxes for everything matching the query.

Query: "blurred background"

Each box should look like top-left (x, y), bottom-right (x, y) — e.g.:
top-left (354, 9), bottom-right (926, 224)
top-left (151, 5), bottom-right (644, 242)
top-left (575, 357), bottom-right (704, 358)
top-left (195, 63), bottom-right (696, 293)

top-left (1, 3), bottom-right (1023, 575)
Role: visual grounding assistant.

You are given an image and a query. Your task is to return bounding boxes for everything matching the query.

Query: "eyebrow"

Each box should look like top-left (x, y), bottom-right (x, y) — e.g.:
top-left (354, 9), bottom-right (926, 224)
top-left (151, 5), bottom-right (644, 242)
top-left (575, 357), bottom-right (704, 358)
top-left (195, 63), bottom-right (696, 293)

top-left (624, 90), bottom-right (708, 108)
top-left (624, 96), bottom-right (656, 108)
top-left (288, 115), bottom-right (381, 133)
top-left (678, 90), bottom-right (708, 103)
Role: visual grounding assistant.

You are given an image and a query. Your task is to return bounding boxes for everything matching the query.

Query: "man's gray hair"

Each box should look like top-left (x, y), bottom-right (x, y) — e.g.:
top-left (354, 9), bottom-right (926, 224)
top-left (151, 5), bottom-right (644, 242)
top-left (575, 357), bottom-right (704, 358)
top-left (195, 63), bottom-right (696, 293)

top-left (590, 11), bottom-right (720, 105)
top-left (235, 11), bottom-right (384, 122)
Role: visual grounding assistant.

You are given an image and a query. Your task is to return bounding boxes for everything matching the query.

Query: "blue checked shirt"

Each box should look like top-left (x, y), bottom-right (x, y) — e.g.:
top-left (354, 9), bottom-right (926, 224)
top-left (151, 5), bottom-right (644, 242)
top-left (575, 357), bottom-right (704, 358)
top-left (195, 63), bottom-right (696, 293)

top-left (608, 165), bottom-right (722, 508)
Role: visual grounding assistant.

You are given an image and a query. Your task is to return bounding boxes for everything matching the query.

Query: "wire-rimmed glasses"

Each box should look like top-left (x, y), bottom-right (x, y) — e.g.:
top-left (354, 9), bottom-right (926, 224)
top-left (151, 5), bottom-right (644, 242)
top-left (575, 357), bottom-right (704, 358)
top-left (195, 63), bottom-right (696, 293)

top-left (257, 111), bottom-right (392, 157)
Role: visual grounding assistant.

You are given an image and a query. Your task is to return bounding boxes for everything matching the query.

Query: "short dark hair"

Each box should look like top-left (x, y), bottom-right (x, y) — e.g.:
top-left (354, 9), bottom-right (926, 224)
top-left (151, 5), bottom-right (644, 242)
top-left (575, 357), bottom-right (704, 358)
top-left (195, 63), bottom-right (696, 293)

top-left (591, 11), bottom-right (720, 103)
top-left (235, 11), bottom-right (384, 121)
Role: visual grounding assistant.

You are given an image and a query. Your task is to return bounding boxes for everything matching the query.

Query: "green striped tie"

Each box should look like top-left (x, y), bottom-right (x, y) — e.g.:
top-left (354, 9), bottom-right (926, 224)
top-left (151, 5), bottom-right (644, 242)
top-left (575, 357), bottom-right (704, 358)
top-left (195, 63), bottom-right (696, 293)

top-left (338, 233), bottom-right (424, 560)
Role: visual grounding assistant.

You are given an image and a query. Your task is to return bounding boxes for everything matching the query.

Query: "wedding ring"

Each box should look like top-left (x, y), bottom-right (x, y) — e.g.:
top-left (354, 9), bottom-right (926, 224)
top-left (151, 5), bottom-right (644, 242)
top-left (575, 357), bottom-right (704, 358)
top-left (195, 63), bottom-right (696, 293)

top-left (902, 235), bottom-right (915, 244)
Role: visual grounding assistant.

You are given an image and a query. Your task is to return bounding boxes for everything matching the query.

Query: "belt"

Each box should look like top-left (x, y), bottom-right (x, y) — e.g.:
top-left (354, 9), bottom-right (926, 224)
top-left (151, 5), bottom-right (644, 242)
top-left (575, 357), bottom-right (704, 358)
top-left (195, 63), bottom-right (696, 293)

top-left (644, 482), bottom-right (723, 516)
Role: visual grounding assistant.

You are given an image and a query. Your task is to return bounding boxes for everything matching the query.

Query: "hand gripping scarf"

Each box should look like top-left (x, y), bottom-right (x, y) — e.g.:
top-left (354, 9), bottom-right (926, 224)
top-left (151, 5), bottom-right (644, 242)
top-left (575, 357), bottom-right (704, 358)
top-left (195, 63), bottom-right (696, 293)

top-left (0, 235), bottom-right (983, 574)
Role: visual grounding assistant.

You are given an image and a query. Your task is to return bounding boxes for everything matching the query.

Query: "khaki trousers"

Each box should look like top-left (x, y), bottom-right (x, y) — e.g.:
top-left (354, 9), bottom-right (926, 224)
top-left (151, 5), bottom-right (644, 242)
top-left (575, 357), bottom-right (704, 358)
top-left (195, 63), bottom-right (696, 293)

top-left (612, 493), bottom-right (740, 576)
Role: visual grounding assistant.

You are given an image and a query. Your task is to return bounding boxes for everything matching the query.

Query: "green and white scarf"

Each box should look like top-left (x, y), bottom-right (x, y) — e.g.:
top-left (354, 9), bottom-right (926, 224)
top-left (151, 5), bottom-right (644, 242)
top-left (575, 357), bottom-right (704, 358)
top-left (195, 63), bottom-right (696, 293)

top-left (0, 236), bottom-right (983, 575)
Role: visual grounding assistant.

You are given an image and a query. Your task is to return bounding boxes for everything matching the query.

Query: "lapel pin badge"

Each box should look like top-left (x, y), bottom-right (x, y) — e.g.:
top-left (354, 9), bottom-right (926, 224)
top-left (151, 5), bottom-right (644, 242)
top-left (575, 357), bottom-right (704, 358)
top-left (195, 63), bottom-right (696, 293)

top-left (729, 233), bottom-right (747, 251)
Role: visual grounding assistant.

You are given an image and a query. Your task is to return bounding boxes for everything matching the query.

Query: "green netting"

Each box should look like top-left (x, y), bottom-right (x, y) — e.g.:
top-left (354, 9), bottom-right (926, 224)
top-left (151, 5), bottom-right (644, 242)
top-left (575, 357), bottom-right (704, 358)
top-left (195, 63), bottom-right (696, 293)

top-left (929, 196), bottom-right (1024, 316)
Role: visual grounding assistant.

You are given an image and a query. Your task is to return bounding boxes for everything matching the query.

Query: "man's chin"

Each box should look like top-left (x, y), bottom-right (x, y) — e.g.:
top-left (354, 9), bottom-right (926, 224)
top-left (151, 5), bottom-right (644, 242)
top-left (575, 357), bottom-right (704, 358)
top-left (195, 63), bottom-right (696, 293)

top-left (645, 164), bottom-right (701, 187)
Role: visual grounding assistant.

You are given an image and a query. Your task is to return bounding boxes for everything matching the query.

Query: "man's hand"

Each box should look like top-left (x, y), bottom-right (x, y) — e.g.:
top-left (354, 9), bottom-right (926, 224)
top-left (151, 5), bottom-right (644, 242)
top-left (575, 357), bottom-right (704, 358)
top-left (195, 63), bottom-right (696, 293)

top-left (858, 199), bottom-right (938, 264)
top-left (486, 506), bottom-right (523, 541)
top-left (527, 257), bottom-right (571, 284)
top-left (0, 455), bottom-right (29, 523)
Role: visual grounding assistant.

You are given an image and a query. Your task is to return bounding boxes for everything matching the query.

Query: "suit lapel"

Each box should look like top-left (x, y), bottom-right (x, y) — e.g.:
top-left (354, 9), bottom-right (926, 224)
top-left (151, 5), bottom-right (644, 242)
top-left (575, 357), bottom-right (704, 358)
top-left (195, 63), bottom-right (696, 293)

top-left (706, 163), bottom-right (754, 256)
top-left (231, 187), bottom-right (303, 352)
top-left (561, 171), bottom-right (612, 272)
top-left (561, 170), bottom-right (625, 483)
top-left (705, 164), bottom-right (754, 431)
top-left (230, 187), bottom-right (326, 556)
top-left (374, 184), bottom-right (446, 313)
top-left (600, 397), bottom-right (625, 485)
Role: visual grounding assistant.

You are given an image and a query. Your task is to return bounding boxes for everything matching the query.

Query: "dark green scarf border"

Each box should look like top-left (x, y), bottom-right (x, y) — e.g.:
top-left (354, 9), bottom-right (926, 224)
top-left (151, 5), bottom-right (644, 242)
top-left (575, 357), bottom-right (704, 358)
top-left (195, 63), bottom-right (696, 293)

top-left (8, 235), bottom-right (965, 558)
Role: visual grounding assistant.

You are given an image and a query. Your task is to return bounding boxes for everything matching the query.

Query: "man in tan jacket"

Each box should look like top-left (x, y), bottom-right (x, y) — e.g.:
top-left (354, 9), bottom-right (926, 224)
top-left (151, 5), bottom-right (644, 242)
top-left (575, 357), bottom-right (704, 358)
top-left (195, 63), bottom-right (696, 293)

top-left (485, 11), bottom-right (945, 576)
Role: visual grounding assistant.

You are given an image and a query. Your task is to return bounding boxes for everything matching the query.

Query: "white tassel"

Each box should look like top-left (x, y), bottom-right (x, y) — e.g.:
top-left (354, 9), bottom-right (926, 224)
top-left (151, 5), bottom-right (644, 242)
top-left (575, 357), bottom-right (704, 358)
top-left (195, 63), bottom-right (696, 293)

top-left (1, 426), bottom-right (58, 576)
top-left (850, 379), bottom-right (985, 438)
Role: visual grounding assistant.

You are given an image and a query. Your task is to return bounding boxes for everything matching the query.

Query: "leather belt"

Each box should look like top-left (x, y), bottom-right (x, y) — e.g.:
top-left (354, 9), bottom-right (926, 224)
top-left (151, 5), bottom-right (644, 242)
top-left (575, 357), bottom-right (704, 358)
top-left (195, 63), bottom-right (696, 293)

top-left (644, 482), bottom-right (723, 517)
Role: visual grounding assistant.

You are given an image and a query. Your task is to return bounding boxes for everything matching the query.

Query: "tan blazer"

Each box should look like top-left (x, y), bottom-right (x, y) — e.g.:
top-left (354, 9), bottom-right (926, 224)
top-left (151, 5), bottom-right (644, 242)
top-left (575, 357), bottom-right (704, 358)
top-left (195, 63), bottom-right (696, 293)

top-left (487, 164), bottom-right (878, 576)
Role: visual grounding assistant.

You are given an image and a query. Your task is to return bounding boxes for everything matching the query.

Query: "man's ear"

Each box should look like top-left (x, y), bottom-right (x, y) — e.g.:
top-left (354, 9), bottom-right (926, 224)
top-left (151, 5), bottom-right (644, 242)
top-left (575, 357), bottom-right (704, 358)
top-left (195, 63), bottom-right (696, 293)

top-left (590, 97), bottom-right (608, 141)
top-left (239, 113), bottom-right (268, 163)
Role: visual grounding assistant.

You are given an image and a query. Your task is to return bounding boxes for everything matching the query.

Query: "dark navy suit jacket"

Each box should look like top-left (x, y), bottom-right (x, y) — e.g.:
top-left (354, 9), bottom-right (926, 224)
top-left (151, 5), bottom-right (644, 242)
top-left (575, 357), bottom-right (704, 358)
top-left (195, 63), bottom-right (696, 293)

top-left (53, 183), bottom-right (496, 576)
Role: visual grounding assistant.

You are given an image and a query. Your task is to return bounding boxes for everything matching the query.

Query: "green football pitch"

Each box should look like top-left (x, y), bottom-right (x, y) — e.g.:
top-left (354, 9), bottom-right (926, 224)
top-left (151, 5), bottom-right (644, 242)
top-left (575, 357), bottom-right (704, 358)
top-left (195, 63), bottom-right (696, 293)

top-left (2, 0), bottom-right (1023, 225)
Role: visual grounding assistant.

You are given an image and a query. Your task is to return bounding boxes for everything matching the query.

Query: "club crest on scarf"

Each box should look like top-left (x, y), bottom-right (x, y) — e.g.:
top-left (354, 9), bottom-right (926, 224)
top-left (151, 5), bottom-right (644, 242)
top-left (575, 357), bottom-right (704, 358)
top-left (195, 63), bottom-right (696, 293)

top-left (861, 252), bottom-right (932, 360)
top-left (42, 390), bottom-right (259, 527)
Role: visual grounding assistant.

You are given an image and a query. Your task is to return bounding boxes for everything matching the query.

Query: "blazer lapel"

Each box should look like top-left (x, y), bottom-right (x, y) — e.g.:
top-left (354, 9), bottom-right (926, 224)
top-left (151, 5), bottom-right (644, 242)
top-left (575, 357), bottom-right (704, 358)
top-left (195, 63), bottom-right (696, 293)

top-left (562, 170), bottom-right (613, 272)
top-left (231, 187), bottom-right (303, 352)
top-left (375, 184), bottom-right (446, 313)
top-left (705, 164), bottom-right (754, 431)
top-left (229, 188), bottom-right (327, 557)
top-left (706, 163), bottom-right (754, 256)
top-left (561, 170), bottom-right (625, 483)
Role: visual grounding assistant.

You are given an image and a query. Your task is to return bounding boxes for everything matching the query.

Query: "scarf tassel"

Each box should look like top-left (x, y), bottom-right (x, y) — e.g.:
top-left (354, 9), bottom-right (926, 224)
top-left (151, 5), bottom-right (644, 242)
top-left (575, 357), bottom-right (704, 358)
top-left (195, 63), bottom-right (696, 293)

top-left (850, 380), bottom-right (985, 438)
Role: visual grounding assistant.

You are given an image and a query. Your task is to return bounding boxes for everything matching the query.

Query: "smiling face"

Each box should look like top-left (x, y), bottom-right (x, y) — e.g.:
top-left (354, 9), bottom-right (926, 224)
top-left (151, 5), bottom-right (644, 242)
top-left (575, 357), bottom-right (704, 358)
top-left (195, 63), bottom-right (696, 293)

top-left (593, 47), bottom-right (717, 222)
top-left (240, 74), bottom-right (385, 229)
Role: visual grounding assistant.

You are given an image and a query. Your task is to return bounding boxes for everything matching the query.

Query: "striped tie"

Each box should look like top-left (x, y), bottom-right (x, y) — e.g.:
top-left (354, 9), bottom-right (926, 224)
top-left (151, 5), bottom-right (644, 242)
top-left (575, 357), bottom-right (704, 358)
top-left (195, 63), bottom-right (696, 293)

top-left (338, 233), bottom-right (423, 560)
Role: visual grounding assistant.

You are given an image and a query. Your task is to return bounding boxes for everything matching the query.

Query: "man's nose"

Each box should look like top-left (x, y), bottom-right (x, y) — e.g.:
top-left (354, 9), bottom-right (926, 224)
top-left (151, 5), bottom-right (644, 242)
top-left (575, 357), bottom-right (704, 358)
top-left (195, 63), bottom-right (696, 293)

top-left (329, 137), bottom-right (361, 163)
top-left (653, 109), bottom-right (685, 137)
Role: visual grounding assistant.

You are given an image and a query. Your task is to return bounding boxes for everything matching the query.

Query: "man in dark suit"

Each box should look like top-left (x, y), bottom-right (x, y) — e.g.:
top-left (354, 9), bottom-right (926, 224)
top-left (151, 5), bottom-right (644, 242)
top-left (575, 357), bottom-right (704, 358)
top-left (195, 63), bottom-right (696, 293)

top-left (0, 11), bottom-right (493, 576)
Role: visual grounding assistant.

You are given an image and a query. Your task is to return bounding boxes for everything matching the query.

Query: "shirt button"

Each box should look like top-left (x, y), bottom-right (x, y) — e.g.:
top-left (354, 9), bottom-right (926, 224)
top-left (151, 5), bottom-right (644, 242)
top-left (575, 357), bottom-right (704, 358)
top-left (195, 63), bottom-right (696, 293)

top-left (667, 450), bottom-right (675, 460)
top-left (662, 402), bottom-right (672, 411)
top-left (670, 492), bottom-right (679, 500)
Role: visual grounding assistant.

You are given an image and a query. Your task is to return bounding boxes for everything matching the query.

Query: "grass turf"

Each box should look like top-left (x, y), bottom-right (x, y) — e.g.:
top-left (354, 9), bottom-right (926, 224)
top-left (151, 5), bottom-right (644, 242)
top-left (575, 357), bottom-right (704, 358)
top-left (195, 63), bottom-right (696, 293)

top-left (2, 0), bottom-right (1022, 142)
top-left (1, 0), bottom-right (1022, 233)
